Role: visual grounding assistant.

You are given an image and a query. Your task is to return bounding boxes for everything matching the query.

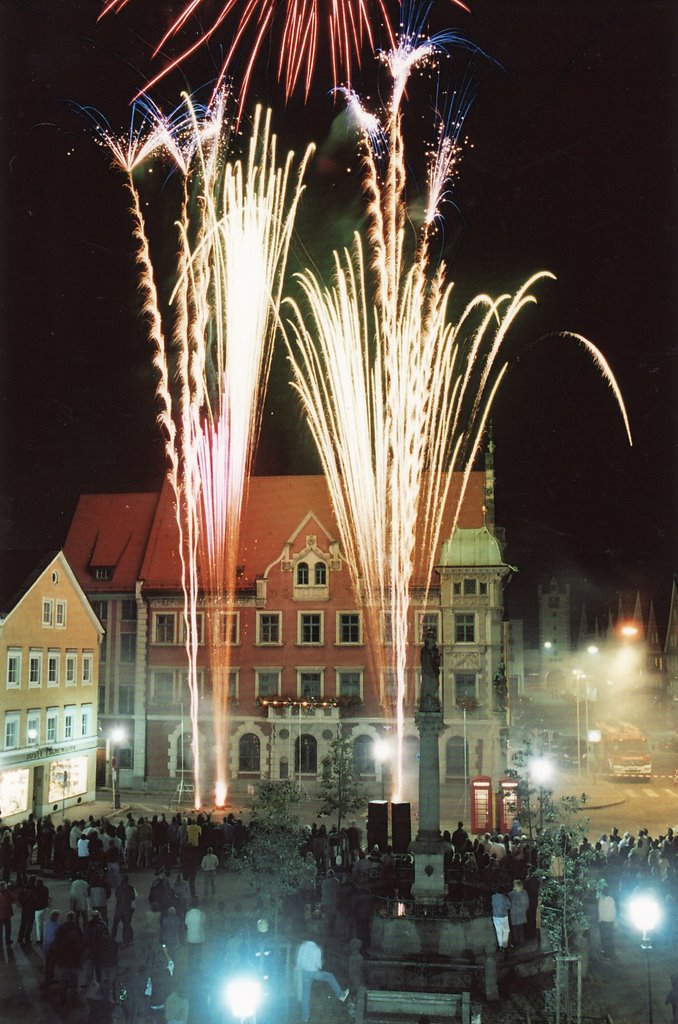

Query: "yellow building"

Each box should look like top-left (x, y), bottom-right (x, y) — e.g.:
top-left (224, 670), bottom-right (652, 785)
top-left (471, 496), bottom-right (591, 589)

top-left (0, 550), bottom-right (103, 824)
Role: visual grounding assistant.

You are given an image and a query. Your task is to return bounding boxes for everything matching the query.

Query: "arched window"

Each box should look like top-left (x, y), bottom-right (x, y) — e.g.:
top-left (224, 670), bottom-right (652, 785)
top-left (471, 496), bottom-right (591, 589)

top-left (314, 561), bottom-right (327, 585)
top-left (295, 734), bottom-right (317, 774)
top-left (445, 735), bottom-right (467, 778)
top-left (239, 733), bottom-right (261, 773)
top-left (353, 734), bottom-right (375, 775)
top-left (297, 562), bottom-right (309, 585)
top-left (176, 732), bottom-right (194, 772)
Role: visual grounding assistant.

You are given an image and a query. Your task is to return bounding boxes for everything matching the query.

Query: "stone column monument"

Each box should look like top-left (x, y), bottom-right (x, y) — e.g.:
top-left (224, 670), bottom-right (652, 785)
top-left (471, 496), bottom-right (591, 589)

top-left (410, 629), bottom-right (448, 901)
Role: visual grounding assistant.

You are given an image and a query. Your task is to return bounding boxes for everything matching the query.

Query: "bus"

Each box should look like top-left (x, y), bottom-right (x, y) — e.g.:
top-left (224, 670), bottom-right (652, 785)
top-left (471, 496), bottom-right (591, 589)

top-left (596, 721), bottom-right (651, 780)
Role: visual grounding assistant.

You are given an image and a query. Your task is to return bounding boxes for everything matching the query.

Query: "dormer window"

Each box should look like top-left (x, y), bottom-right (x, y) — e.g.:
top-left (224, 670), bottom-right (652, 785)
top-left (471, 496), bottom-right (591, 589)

top-left (314, 562), bottom-right (327, 585)
top-left (297, 562), bottom-right (309, 586)
top-left (93, 567), bottom-right (112, 581)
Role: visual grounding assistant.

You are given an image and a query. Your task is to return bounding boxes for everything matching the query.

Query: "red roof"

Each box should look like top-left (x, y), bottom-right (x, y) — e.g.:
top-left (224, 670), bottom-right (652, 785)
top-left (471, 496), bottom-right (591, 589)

top-left (139, 472), bottom-right (487, 591)
top-left (63, 492), bottom-right (160, 592)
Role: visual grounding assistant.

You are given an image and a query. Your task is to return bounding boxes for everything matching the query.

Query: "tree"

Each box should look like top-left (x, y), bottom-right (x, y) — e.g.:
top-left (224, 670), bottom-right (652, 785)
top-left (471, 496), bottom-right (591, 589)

top-left (234, 780), bottom-right (316, 937)
top-left (318, 735), bottom-right (366, 832)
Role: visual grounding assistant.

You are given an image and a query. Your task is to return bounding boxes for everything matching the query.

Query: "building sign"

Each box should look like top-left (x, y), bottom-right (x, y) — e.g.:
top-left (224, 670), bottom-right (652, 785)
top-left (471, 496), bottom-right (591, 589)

top-left (48, 757), bottom-right (88, 803)
top-left (0, 768), bottom-right (29, 818)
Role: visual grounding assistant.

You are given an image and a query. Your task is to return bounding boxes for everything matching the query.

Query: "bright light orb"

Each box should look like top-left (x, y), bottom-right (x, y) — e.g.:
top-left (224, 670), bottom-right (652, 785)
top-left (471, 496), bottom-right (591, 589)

top-left (224, 977), bottom-right (263, 1020)
top-left (373, 739), bottom-right (391, 764)
top-left (587, 645), bottom-right (599, 655)
top-left (111, 727), bottom-right (125, 744)
top-left (628, 894), bottom-right (661, 936)
top-left (529, 757), bottom-right (553, 786)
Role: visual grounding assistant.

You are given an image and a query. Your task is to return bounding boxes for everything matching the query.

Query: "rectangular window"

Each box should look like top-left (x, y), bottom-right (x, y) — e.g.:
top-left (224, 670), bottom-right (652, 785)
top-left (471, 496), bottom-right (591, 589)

top-left (64, 652), bottom-right (76, 686)
top-left (479, 581), bottom-right (487, 596)
top-left (81, 705), bottom-right (92, 738)
top-left (454, 614), bottom-right (475, 643)
top-left (258, 613), bottom-right (281, 644)
top-left (82, 652), bottom-right (93, 685)
top-left (382, 612), bottom-right (393, 645)
top-left (55, 600), bottom-right (67, 628)
top-left (98, 684), bottom-right (106, 716)
top-left (453, 581), bottom-right (461, 595)
top-left (382, 670), bottom-right (397, 704)
top-left (6, 649), bottom-right (21, 689)
top-left (419, 612), bottom-right (440, 645)
top-left (463, 578), bottom-right (477, 596)
top-left (299, 671), bottom-right (322, 699)
top-left (64, 707), bottom-right (75, 740)
top-left (100, 635), bottom-right (107, 663)
top-left (152, 671), bottom-right (175, 705)
top-left (118, 746), bottom-right (134, 770)
top-left (120, 633), bottom-right (136, 663)
top-left (299, 613), bottom-right (322, 645)
top-left (42, 599), bottom-right (53, 627)
top-left (338, 670), bottom-right (362, 699)
top-left (121, 600), bottom-right (137, 621)
top-left (29, 650), bottom-right (42, 688)
top-left (118, 685), bottom-right (135, 715)
top-left (4, 714), bottom-right (19, 750)
top-left (92, 600), bottom-right (107, 622)
top-left (338, 613), bottom-right (361, 645)
top-left (221, 612), bottom-right (239, 645)
top-left (46, 709), bottom-right (58, 744)
top-left (228, 671), bottom-right (238, 701)
top-left (94, 567), bottom-right (111, 581)
top-left (154, 613), bottom-right (176, 644)
top-left (257, 670), bottom-right (280, 698)
top-left (181, 612), bottom-right (204, 645)
top-left (47, 651), bottom-right (60, 687)
top-left (27, 711), bottom-right (40, 745)
top-left (455, 672), bottom-right (476, 702)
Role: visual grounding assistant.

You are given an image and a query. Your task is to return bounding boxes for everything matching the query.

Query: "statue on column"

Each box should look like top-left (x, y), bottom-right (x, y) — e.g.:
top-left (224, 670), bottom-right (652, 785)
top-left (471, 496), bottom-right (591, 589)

top-left (419, 628), bottom-right (441, 712)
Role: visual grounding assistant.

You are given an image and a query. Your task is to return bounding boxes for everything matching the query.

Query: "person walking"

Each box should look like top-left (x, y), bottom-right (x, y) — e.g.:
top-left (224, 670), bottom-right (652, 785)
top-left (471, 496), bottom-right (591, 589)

top-left (200, 847), bottom-right (219, 898)
top-left (295, 939), bottom-right (349, 1024)
top-left (184, 898), bottom-right (206, 970)
top-left (491, 889), bottom-right (511, 952)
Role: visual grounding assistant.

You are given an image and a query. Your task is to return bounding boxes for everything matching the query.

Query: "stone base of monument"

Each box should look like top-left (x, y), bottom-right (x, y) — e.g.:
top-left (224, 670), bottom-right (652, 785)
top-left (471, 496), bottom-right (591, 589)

top-left (409, 839), bottom-right (446, 902)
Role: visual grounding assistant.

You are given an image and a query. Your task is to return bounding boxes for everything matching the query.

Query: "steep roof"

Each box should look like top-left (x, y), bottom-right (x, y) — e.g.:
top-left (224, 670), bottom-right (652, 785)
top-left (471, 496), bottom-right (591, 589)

top-left (63, 492), bottom-right (161, 592)
top-left (0, 550), bottom-right (104, 635)
top-left (0, 549), bottom-right (58, 617)
top-left (139, 472), bottom-right (488, 591)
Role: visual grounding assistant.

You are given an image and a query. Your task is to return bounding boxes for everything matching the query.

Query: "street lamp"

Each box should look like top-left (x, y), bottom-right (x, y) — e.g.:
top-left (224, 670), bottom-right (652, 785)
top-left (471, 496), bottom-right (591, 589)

top-left (224, 976), bottom-right (263, 1023)
top-left (110, 727), bottom-right (125, 810)
top-left (572, 669), bottom-right (585, 777)
top-left (629, 894), bottom-right (661, 1023)
top-left (373, 739), bottom-right (390, 801)
top-left (529, 756), bottom-right (554, 829)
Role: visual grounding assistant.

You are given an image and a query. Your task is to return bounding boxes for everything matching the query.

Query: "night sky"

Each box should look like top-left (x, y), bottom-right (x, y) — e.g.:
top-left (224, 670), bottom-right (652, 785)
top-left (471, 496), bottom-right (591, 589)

top-left (2, 1), bottom-right (676, 637)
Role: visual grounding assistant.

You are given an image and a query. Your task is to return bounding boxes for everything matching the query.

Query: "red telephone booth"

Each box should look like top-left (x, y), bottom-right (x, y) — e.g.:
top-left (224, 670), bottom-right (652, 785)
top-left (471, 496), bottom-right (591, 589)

top-left (470, 776), bottom-right (493, 835)
top-left (495, 776), bottom-right (521, 834)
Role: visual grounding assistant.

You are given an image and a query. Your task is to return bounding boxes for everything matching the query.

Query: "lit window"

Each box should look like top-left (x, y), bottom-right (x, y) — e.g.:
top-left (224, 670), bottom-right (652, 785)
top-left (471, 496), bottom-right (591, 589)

top-left (55, 600), bottom-right (67, 627)
top-left (257, 671), bottom-right (280, 698)
top-left (300, 613), bottom-right (322, 645)
top-left (338, 613), bottom-right (361, 644)
top-left (314, 562), bottom-right (327, 585)
top-left (454, 614), bottom-right (475, 643)
top-left (27, 712), bottom-right (40, 745)
top-left (6, 650), bottom-right (21, 689)
top-left (258, 613), bottom-right (281, 644)
top-left (42, 599), bottom-right (53, 627)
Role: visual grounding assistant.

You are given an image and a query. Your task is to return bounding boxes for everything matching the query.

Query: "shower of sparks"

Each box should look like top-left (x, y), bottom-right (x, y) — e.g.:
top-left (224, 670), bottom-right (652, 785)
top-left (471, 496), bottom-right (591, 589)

top-left (92, 95), bottom-right (313, 806)
top-left (285, 41), bottom-right (631, 798)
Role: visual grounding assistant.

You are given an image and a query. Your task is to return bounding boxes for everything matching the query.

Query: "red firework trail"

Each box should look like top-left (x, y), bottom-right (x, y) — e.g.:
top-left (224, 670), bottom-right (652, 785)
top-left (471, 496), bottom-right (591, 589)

top-left (100, 0), bottom-right (469, 103)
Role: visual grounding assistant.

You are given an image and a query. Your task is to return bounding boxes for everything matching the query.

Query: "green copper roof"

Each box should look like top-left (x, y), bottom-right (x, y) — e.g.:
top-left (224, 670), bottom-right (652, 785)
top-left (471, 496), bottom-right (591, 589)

top-left (439, 526), bottom-right (506, 567)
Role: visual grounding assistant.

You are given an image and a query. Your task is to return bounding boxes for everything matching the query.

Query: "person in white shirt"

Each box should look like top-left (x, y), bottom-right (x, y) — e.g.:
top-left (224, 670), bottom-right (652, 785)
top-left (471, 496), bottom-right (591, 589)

top-left (200, 847), bottom-right (219, 898)
top-left (295, 939), bottom-right (348, 1023)
top-left (184, 900), bottom-right (206, 969)
top-left (597, 890), bottom-right (617, 959)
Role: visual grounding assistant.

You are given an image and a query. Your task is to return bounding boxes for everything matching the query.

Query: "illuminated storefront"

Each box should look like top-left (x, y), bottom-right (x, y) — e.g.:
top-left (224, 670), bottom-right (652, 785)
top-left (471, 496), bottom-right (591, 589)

top-left (48, 756), bottom-right (88, 803)
top-left (0, 736), bottom-right (98, 823)
top-left (0, 768), bottom-right (30, 818)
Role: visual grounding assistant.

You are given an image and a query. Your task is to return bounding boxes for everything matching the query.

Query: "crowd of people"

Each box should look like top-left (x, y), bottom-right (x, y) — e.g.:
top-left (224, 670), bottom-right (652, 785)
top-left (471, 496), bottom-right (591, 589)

top-left (1, 807), bottom-right (678, 1021)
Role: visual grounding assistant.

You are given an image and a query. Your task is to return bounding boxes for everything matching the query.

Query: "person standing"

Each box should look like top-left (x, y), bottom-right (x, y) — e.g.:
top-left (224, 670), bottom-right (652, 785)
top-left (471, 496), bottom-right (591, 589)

top-left (491, 889), bottom-right (511, 952)
top-left (200, 847), bottom-right (218, 898)
top-left (0, 881), bottom-right (14, 946)
top-left (70, 873), bottom-right (89, 928)
top-left (666, 974), bottom-right (678, 1024)
top-left (54, 911), bottom-right (84, 1007)
top-left (184, 899), bottom-right (206, 970)
top-left (111, 873), bottom-right (136, 947)
top-left (34, 878), bottom-right (50, 943)
top-left (18, 875), bottom-right (38, 944)
top-left (295, 939), bottom-right (349, 1024)
top-left (509, 880), bottom-right (529, 947)
top-left (42, 910), bottom-right (61, 986)
top-left (598, 889), bottom-right (617, 960)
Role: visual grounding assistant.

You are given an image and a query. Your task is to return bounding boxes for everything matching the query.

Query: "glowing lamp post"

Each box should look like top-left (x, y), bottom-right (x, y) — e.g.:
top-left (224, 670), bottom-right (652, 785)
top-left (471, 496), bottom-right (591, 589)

top-left (529, 756), bottom-right (553, 829)
top-left (373, 739), bottom-right (391, 801)
top-left (224, 977), bottom-right (263, 1023)
top-left (111, 727), bottom-right (125, 810)
top-left (629, 894), bottom-right (661, 1023)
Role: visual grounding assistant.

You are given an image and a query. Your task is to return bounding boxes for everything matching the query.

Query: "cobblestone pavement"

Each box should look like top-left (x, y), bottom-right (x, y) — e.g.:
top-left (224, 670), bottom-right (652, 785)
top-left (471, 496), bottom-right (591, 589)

top-left (1, 793), bottom-right (676, 1023)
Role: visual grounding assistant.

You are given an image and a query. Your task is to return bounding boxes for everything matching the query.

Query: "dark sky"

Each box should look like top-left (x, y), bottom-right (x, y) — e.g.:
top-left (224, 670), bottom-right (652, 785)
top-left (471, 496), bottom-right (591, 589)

top-left (2, 1), bottom-right (676, 636)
